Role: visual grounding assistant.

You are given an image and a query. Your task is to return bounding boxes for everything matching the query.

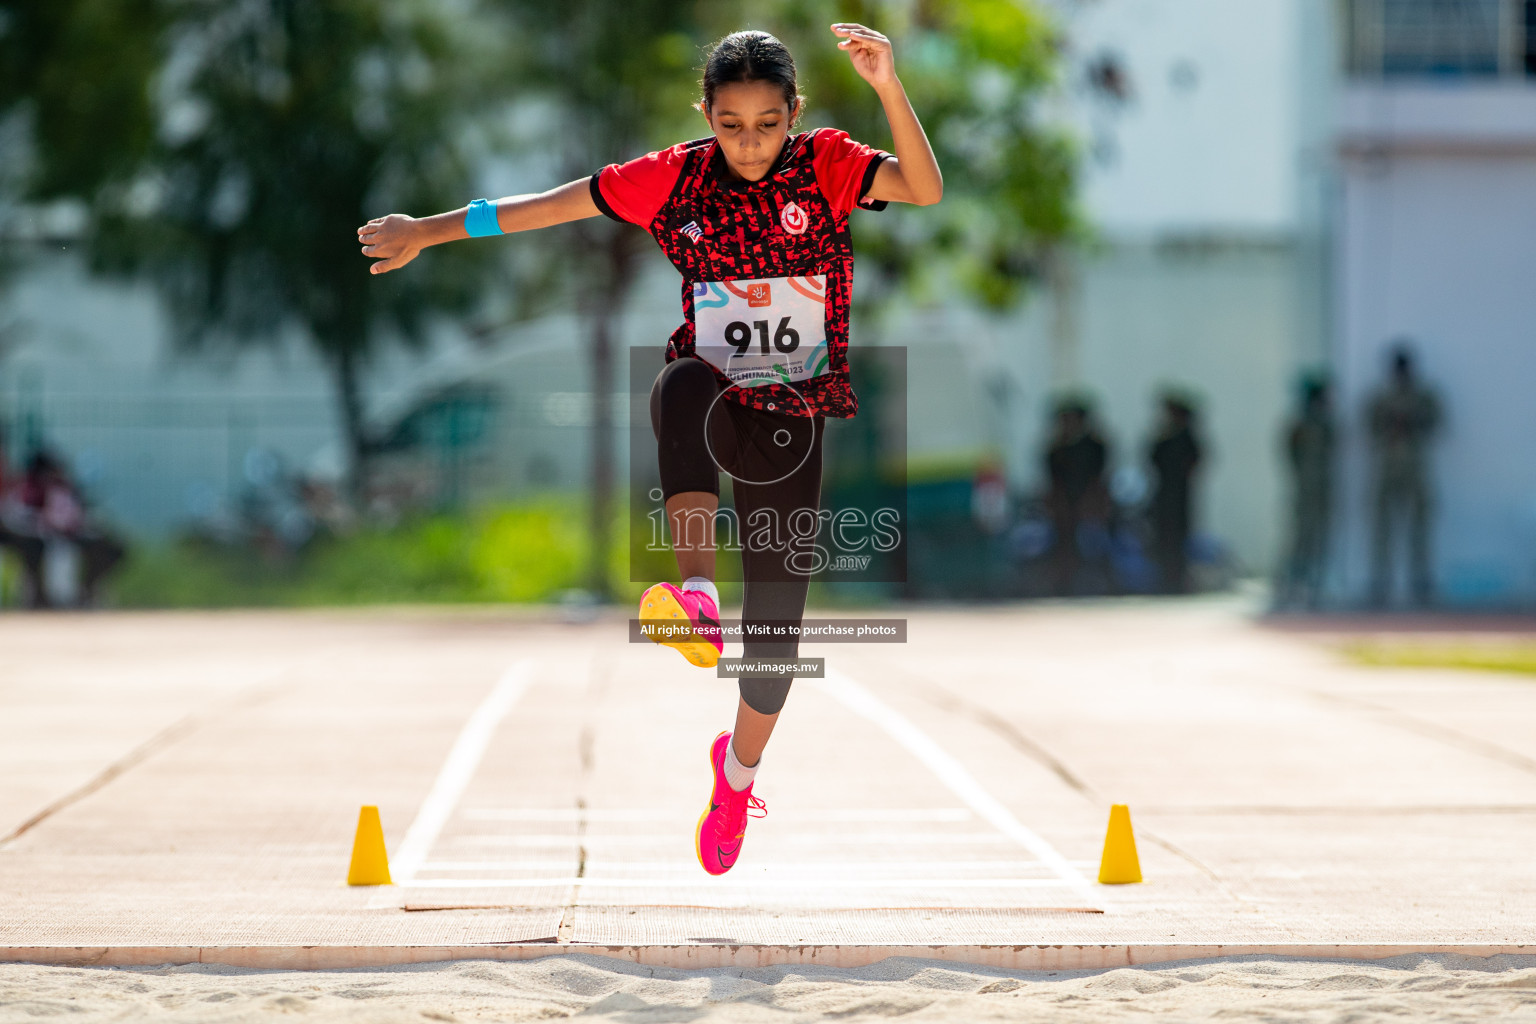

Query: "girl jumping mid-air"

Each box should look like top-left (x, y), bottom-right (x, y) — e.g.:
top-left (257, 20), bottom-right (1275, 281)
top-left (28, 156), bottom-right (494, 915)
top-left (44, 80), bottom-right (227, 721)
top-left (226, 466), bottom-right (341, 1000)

top-left (360, 24), bottom-right (941, 875)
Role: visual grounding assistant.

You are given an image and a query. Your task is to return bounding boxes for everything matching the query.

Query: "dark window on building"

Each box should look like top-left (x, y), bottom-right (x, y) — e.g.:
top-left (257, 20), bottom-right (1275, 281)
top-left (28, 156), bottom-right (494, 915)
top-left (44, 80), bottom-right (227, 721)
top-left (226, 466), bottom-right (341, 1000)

top-left (1525, 0), bottom-right (1536, 72)
top-left (1348, 0), bottom-right (1525, 77)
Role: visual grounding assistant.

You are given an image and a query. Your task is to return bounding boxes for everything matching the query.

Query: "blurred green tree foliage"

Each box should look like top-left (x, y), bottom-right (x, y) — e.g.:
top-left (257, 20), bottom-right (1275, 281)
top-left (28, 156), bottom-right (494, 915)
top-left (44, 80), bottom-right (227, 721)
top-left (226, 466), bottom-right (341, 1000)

top-left (0, 0), bottom-right (162, 201)
top-left (69, 0), bottom-right (510, 494)
top-left (0, 0), bottom-right (162, 363)
top-left (770, 0), bottom-right (1077, 308)
top-left (478, 0), bottom-right (740, 599)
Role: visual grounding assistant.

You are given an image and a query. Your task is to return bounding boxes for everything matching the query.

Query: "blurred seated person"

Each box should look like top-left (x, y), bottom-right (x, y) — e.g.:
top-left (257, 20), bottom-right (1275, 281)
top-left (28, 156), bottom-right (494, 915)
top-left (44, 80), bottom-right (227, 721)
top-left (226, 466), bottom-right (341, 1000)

top-left (0, 439), bottom-right (46, 607)
top-left (13, 451), bottom-right (126, 608)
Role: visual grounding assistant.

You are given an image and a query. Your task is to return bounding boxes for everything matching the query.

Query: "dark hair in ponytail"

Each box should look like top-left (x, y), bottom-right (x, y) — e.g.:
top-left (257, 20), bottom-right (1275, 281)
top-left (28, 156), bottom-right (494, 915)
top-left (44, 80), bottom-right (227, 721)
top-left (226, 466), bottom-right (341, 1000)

top-left (700, 30), bottom-right (803, 123)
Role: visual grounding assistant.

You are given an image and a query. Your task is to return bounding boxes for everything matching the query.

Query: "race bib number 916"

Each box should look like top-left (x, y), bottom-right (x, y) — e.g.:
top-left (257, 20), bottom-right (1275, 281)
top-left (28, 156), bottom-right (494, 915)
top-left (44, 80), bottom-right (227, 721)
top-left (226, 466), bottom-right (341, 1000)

top-left (692, 276), bottom-right (830, 387)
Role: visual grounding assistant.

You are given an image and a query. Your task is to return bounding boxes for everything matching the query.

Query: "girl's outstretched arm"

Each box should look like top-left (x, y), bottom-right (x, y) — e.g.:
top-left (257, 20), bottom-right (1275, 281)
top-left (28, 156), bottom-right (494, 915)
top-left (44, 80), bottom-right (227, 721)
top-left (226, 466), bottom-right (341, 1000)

top-left (831, 23), bottom-right (943, 207)
top-left (358, 178), bottom-right (601, 275)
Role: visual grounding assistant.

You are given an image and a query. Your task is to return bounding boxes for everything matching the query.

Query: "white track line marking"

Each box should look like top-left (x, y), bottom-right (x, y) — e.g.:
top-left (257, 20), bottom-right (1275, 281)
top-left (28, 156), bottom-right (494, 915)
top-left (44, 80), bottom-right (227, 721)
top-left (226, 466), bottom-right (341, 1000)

top-left (421, 859), bottom-right (1060, 873)
top-left (453, 832), bottom-right (1024, 848)
top-left (463, 807), bottom-right (974, 823)
top-left (817, 668), bottom-right (1100, 905)
top-left (399, 877), bottom-right (1074, 890)
top-left (387, 659), bottom-right (534, 887)
top-left (422, 860), bottom-right (588, 872)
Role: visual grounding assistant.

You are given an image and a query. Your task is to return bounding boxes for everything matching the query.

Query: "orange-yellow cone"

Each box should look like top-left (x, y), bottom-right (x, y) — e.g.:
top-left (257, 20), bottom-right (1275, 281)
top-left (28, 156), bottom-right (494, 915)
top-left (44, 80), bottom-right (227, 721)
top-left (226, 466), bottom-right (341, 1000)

top-left (346, 805), bottom-right (393, 885)
top-left (1097, 804), bottom-right (1142, 884)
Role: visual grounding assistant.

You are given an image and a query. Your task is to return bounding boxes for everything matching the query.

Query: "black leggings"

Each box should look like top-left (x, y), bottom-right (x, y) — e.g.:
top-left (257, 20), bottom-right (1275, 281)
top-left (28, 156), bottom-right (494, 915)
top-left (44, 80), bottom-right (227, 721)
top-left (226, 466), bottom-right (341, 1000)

top-left (649, 357), bottom-right (823, 715)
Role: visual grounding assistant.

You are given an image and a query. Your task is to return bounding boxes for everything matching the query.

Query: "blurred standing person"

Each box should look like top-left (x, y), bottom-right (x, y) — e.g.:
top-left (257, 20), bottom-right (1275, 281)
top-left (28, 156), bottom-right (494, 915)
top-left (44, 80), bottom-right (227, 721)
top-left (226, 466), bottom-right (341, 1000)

top-left (1367, 344), bottom-right (1441, 607)
top-left (1281, 376), bottom-right (1335, 609)
top-left (1044, 399), bottom-right (1110, 595)
top-left (1148, 394), bottom-right (1203, 594)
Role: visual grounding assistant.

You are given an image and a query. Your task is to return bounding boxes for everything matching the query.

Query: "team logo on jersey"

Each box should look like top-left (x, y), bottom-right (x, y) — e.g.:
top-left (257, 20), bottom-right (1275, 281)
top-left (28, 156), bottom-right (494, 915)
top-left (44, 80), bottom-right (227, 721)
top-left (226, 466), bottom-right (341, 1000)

top-left (679, 220), bottom-right (703, 243)
top-left (780, 202), bottom-right (807, 235)
top-left (747, 283), bottom-right (772, 307)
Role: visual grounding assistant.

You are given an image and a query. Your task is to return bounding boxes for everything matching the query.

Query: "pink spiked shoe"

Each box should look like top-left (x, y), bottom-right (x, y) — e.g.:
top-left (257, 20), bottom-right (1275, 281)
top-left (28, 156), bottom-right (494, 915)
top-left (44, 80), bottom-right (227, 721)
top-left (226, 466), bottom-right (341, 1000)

top-left (694, 731), bottom-right (766, 876)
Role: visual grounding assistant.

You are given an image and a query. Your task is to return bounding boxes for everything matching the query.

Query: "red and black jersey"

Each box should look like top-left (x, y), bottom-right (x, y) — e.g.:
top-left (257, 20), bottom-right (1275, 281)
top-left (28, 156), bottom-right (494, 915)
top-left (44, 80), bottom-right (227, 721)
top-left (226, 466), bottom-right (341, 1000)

top-left (590, 127), bottom-right (889, 418)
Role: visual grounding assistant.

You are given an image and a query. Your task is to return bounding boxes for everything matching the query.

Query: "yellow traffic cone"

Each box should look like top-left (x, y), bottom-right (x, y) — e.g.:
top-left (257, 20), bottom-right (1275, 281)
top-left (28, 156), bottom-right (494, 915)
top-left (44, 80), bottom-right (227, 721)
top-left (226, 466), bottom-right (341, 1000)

top-left (346, 805), bottom-right (393, 885)
top-left (1097, 804), bottom-right (1142, 884)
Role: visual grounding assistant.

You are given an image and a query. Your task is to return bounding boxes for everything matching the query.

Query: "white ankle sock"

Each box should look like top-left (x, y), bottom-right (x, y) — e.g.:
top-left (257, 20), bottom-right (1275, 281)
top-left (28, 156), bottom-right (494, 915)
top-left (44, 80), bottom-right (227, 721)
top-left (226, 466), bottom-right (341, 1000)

top-left (723, 739), bottom-right (759, 792)
top-left (682, 576), bottom-right (719, 609)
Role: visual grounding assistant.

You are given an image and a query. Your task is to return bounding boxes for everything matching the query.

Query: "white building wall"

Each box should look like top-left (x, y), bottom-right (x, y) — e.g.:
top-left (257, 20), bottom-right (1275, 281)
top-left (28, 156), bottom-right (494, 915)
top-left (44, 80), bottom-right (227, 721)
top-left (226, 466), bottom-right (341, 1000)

top-left (1061, 0), bottom-right (1300, 236)
top-left (1027, 0), bottom-right (1318, 573)
top-left (1334, 91), bottom-right (1536, 604)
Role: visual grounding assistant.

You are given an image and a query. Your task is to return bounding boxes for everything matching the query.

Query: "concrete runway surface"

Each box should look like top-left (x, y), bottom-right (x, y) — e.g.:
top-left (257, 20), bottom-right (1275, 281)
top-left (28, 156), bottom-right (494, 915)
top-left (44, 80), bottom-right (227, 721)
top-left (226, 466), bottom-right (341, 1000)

top-left (1, 600), bottom-right (1533, 1015)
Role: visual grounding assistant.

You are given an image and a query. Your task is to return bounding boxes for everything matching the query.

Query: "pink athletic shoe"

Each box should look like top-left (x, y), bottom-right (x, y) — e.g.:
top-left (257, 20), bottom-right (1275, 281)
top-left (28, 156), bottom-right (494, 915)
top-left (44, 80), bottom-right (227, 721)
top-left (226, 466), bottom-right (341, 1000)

top-left (695, 731), bottom-right (766, 876)
top-left (639, 582), bottom-right (723, 668)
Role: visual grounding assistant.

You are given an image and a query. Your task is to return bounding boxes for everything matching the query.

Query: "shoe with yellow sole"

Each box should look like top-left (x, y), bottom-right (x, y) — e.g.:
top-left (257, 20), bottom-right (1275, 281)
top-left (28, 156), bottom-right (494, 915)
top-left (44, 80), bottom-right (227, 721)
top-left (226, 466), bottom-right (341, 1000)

top-left (638, 582), bottom-right (724, 668)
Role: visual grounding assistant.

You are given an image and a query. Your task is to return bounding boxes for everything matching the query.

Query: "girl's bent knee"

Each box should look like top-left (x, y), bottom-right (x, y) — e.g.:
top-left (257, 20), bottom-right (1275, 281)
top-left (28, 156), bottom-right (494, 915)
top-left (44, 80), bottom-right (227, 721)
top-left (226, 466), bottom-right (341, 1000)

top-left (738, 677), bottom-right (792, 716)
top-left (659, 356), bottom-right (717, 398)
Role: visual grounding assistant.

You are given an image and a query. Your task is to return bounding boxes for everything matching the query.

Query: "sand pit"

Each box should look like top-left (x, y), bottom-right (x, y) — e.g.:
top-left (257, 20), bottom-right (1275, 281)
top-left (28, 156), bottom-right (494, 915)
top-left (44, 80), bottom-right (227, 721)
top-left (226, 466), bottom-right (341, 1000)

top-left (2, 954), bottom-right (1535, 1022)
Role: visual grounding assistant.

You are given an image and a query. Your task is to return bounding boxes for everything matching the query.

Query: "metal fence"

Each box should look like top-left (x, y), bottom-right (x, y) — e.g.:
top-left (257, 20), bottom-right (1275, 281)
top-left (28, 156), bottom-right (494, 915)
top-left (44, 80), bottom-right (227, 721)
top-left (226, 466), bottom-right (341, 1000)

top-left (0, 392), bottom-right (338, 538)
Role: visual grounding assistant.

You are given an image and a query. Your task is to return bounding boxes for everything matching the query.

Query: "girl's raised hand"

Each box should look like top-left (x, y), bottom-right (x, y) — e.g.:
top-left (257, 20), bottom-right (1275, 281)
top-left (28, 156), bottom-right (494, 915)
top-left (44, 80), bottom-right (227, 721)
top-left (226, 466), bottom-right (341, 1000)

top-left (831, 24), bottom-right (896, 87)
top-left (357, 214), bottom-right (420, 275)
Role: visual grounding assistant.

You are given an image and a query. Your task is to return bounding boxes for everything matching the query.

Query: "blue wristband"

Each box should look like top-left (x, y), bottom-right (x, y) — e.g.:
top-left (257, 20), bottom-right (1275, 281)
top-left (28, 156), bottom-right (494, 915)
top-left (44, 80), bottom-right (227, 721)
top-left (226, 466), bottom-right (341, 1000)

top-left (464, 198), bottom-right (502, 237)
